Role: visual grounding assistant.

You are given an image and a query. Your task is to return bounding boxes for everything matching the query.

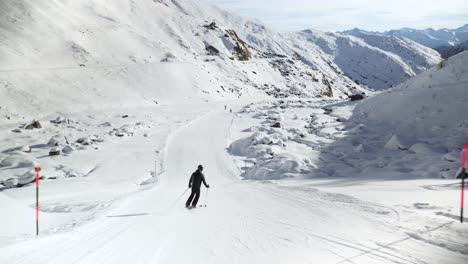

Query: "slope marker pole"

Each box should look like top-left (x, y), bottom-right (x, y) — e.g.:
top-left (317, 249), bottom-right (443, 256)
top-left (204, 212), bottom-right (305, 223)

top-left (35, 167), bottom-right (41, 236)
top-left (461, 144), bottom-right (467, 223)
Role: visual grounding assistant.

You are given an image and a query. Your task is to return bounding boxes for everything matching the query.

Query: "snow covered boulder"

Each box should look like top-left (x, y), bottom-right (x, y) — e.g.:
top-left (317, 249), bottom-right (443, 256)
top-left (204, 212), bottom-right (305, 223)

top-left (408, 143), bottom-right (439, 154)
top-left (17, 170), bottom-right (36, 186)
top-left (229, 136), bottom-right (255, 157)
top-left (21, 146), bottom-right (31, 153)
top-left (266, 110), bottom-right (282, 121)
top-left (229, 132), bottom-right (287, 158)
top-left (76, 137), bottom-right (91, 145)
top-left (384, 134), bottom-right (409, 150)
top-left (62, 145), bottom-right (75, 154)
top-left (49, 148), bottom-right (61, 156)
top-left (48, 135), bottom-right (66, 146)
top-left (0, 156), bottom-right (15, 167)
top-left (271, 122), bottom-right (281, 128)
top-left (99, 122), bottom-right (112, 127)
top-left (347, 124), bottom-right (364, 135)
top-left (50, 116), bottom-right (70, 124)
top-left (113, 125), bottom-right (135, 137)
top-left (24, 120), bottom-right (42, 130)
top-left (0, 154), bottom-right (35, 168)
top-left (3, 178), bottom-right (19, 188)
top-left (246, 153), bottom-right (311, 180)
top-left (349, 94), bottom-right (365, 101)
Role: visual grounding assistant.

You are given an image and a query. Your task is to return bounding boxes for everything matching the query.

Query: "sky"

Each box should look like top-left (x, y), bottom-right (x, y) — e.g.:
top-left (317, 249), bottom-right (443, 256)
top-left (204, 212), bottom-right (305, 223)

top-left (207, 0), bottom-right (468, 32)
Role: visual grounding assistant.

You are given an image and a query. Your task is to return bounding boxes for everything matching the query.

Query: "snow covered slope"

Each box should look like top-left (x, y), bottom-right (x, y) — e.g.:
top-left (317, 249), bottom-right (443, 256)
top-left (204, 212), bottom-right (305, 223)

top-left (345, 24), bottom-right (468, 49)
top-left (290, 30), bottom-right (440, 89)
top-left (355, 51), bottom-right (468, 134)
top-left (0, 0), bottom-right (441, 121)
top-left (0, 0), bottom-right (351, 120)
top-left (228, 52), bottom-right (468, 181)
top-left (344, 50), bottom-right (468, 179)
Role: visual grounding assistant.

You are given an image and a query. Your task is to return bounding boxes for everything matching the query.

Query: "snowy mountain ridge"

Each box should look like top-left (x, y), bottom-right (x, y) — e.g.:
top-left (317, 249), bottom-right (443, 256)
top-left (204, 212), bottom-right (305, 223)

top-left (344, 24), bottom-right (468, 48)
top-left (0, 0), bottom-right (440, 120)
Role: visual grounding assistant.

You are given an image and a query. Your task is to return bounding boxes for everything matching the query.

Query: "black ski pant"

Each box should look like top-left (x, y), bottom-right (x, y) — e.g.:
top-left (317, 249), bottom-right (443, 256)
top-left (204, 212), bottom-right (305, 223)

top-left (186, 188), bottom-right (201, 207)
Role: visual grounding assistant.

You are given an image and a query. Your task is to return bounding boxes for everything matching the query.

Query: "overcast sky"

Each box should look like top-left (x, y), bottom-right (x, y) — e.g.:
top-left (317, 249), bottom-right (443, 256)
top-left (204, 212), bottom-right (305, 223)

top-left (207, 0), bottom-right (468, 32)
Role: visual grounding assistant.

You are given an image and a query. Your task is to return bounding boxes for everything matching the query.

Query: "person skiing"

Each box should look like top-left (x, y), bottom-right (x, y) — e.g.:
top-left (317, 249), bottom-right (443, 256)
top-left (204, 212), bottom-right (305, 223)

top-left (186, 165), bottom-right (210, 209)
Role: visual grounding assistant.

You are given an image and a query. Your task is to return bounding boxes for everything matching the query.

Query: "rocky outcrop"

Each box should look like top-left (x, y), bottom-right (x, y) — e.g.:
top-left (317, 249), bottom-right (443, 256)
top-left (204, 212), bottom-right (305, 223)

top-left (225, 30), bottom-right (251, 61)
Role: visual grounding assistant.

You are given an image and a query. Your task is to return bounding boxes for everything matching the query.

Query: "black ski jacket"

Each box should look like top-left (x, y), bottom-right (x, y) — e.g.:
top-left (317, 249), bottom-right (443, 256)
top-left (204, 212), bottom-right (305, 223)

top-left (189, 170), bottom-right (208, 189)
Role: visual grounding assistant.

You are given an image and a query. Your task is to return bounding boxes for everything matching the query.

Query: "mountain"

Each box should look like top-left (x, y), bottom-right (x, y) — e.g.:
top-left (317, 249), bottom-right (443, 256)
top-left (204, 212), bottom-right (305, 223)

top-left (0, 0), bottom-right (439, 120)
top-left (435, 40), bottom-right (468, 58)
top-left (344, 24), bottom-right (468, 49)
top-left (355, 50), bottom-right (468, 138)
top-left (348, 50), bottom-right (468, 179)
top-left (293, 29), bottom-right (440, 89)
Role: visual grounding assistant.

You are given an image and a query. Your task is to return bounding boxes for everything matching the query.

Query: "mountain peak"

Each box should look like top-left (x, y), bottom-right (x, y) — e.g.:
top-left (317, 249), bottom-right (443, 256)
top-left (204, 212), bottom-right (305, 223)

top-left (346, 24), bottom-right (468, 48)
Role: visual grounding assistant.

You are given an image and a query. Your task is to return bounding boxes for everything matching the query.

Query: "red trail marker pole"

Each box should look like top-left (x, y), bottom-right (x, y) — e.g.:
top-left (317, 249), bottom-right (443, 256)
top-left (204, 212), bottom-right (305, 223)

top-left (34, 167), bottom-right (41, 236)
top-left (461, 144), bottom-right (467, 223)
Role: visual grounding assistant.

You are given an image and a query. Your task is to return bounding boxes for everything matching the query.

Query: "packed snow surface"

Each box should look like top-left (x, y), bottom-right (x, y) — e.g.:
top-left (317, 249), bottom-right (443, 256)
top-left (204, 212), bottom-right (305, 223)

top-left (1, 104), bottom-right (467, 264)
top-left (0, 1), bottom-right (465, 263)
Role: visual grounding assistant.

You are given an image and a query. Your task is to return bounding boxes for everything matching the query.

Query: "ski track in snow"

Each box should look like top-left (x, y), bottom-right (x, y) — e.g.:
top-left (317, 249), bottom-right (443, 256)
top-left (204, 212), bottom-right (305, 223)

top-left (0, 105), bottom-right (466, 264)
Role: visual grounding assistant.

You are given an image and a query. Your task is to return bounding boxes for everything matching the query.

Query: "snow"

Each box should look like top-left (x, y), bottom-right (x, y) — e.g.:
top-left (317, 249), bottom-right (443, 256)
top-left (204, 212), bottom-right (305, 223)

top-left (1, 106), bottom-right (466, 263)
top-left (0, 0), bottom-right (466, 263)
top-left (292, 30), bottom-right (440, 89)
top-left (345, 24), bottom-right (468, 49)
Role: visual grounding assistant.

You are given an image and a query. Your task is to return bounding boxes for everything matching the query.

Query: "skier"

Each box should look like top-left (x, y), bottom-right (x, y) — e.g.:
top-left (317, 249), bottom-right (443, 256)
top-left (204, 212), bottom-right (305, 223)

top-left (186, 165), bottom-right (210, 209)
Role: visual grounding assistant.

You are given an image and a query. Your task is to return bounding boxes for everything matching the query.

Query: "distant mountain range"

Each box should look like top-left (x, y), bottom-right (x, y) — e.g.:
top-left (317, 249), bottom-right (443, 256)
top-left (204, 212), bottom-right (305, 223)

top-left (343, 24), bottom-right (468, 49)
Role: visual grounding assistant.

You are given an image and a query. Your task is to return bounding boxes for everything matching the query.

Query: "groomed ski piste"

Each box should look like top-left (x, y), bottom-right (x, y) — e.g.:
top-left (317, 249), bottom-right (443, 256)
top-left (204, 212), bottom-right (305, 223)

top-left (0, 97), bottom-right (466, 264)
top-left (0, 0), bottom-right (467, 263)
top-left (1, 73), bottom-right (468, 263)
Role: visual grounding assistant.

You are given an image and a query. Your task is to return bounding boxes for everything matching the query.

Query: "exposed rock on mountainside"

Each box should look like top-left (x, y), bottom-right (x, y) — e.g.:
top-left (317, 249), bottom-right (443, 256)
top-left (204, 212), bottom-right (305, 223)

top-left (436, 41), bottom-right (468, 58)
top-left (0, 0), bottom-right (440, 118)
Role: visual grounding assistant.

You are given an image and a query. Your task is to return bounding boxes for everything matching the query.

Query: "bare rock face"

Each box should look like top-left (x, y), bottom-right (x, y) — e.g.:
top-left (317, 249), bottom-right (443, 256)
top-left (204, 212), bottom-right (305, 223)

top-left (225, 30), bottom-right (251, 61)
top-left (76, 137), bottom-right (91, 145)
top-left (204, 21), bottom-right (218, 30)
top-left (24, 120), bottom-right (42, 130)
top-left (205, 45), bottom-right (220, 56)
top-left (49, 148), bottom-right (61, 156)
top-left (349, 94), bottom-right (365, 101)
top-left (321, 77), bottom-right (334, 97)
top-left (271, 122), bottom-right (281, 128)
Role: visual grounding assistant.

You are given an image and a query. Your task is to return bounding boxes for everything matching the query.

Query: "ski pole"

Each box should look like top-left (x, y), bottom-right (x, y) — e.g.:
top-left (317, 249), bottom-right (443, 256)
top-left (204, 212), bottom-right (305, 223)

top-left (169, 188), bottom-right (189, 209)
